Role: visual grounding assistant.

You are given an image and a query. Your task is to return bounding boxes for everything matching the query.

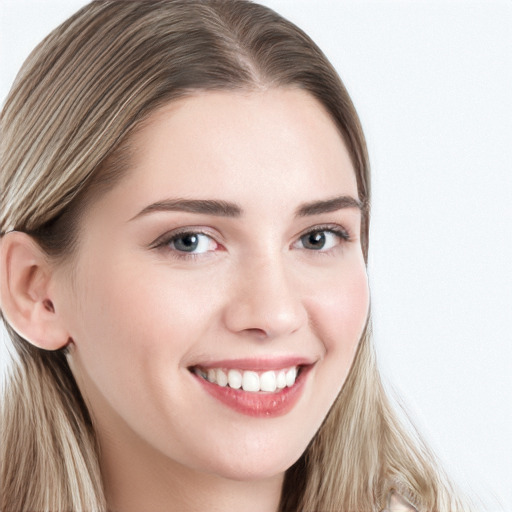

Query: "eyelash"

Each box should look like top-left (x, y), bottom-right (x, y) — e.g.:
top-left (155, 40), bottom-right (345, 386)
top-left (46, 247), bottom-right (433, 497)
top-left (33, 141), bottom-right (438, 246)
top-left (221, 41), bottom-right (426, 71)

top-left (295, 224), bottom-right (351, 254)
top-left (151, 228), bottom-right (219, 261)
top-left (151, 224), bottom-right (351, 261)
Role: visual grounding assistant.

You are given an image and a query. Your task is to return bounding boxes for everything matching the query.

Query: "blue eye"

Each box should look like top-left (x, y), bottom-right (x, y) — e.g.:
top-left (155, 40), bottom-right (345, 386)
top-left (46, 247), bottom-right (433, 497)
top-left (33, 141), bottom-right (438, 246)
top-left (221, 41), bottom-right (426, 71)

top-left (296, 228), bottom-right (349, 251)
top-left (166, 232), bottom-right (217, 254)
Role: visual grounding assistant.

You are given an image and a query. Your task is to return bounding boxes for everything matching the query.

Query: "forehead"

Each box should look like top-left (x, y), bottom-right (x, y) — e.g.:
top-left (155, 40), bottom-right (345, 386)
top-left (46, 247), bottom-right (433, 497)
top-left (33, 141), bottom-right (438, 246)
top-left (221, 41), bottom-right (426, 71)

top-left (90, 88), bottom-right (358, 223)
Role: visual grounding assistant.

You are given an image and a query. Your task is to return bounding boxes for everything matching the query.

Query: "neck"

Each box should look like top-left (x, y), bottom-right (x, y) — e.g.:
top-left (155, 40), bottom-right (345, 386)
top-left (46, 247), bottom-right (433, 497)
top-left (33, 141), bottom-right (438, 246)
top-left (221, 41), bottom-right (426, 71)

top-left (99, 427), bottom-right (284, 512)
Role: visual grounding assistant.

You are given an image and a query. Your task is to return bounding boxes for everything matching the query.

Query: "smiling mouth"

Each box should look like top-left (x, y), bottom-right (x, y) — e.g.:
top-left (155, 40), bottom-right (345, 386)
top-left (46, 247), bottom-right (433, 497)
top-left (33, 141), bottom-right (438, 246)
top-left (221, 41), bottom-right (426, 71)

top-left (190, 366), bottom-right (303, 393)
top-left (189, 362), bottom-right (312, 417)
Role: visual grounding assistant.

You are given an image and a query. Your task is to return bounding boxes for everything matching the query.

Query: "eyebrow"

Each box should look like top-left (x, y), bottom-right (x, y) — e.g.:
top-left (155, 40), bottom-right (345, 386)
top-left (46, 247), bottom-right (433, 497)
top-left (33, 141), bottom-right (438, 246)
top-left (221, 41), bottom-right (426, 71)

top-left (295, 195), bottom-right (364, 216)
top-left (130, 195), bottom-right (364, 221)
top-left (130, 199), bottom-right (243, 220)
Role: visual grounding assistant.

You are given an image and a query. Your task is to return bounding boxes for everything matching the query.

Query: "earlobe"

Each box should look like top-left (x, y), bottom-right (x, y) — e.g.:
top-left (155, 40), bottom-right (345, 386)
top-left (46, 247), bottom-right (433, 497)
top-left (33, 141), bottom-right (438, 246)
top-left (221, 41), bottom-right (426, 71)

top-left (0, 231), bottom-right (70, 351)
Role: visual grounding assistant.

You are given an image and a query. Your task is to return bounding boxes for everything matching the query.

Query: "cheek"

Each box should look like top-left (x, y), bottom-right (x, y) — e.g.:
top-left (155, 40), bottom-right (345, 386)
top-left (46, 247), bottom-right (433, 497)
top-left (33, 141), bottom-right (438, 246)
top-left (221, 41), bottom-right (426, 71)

top-left (306, 260), bottom-right (369, 361)
top-left (63, 258), bottom-right (158, 392)
top-left (293, 258), bottom-right (369, 446)
top-left (63, 258), bottom-right (215, 435)
top-left (66, 255), bottom-right (221, 375)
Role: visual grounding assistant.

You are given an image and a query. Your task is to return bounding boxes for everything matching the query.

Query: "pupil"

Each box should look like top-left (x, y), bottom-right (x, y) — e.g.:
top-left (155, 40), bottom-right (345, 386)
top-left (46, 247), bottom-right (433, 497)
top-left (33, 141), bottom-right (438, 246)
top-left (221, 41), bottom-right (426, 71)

top-left (175, 234), bottom-right (199, 252)
top-left (304, 231), bottom-right (325, 250)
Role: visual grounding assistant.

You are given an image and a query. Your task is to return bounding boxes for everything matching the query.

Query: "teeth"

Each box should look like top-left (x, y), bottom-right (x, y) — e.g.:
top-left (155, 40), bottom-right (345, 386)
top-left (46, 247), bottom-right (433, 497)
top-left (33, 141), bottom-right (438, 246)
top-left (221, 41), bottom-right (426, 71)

top-left (216, 369), bottom-right (228, 387)
top-left (276, 370), bottom-right (287, 389)
top-left (227, 369), bottom-right (242, 389)
top-left (242, 371), bottom-right (259, 392)
top-left (195, 368), bottom-right (208, 380)
top-left (260, 371), bottom-right (277, 392)
top-left (195, 366), bottom-right (300, 393)
top-left (286, 368), bottom-right (297, 387)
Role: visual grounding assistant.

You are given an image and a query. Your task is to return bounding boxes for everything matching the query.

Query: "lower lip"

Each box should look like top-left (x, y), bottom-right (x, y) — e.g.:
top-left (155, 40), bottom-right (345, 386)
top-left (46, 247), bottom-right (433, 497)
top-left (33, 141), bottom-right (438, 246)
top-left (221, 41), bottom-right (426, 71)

top-left (193, 367), bottom-right (311, 418)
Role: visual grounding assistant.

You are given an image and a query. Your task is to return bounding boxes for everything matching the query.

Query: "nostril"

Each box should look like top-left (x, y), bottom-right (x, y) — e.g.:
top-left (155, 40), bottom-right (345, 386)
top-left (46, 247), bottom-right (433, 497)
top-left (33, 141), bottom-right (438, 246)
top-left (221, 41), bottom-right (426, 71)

top-left (243, 327), bottom-right (268, 338)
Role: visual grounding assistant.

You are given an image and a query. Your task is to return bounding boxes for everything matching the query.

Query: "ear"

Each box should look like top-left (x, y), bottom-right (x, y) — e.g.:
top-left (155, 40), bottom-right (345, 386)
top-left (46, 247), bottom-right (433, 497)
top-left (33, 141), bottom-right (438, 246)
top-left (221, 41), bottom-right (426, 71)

top-left (0, 231), bottom-right (70, 350)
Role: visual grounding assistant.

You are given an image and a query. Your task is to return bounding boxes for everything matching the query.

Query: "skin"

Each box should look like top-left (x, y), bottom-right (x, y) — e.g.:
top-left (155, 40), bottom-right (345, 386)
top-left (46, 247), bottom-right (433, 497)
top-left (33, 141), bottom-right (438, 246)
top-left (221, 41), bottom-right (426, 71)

top-left (50, 88), bottom-right (370, 511)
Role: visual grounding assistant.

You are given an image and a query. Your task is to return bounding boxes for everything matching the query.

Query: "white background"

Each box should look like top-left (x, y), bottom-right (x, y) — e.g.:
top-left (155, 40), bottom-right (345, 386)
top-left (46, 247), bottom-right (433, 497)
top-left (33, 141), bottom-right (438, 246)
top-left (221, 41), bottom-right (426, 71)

top-left (1, 1), bottom-right (511, 510)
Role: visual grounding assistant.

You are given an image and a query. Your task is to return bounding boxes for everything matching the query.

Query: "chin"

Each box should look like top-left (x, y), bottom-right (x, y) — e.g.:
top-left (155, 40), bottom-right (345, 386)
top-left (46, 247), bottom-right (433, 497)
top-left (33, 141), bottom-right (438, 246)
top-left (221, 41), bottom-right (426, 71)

top-left (196, 443), bottom-right (304, 483)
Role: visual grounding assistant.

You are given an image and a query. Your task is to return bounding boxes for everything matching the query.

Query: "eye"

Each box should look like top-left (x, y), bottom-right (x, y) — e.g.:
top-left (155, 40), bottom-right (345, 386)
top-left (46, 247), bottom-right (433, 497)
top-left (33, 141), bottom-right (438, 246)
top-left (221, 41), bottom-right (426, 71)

top-left (169, 232), bottom-right (217, 254)
top-left (154, 230), bottom-right (219, 257)
top-left (294, 227), bottom-right (349, 252)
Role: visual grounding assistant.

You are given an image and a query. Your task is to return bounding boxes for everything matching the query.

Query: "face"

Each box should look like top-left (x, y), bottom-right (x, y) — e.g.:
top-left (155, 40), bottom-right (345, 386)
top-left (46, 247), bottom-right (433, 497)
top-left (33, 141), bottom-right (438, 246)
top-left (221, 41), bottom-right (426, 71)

top-left (57, 89), bottom-right (369, 482)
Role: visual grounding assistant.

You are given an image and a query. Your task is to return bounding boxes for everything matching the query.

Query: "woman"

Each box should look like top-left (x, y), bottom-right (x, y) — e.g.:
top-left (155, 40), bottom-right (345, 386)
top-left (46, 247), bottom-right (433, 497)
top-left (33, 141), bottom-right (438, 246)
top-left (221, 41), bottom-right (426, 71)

top-left (0, 1), bottom-right (470, 511)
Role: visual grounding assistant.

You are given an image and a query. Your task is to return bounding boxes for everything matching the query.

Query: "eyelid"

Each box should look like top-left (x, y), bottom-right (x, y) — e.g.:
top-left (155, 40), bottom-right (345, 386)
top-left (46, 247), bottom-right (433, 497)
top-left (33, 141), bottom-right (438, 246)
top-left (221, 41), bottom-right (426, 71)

top-left (149, 226), bottom-right (221, 251)
top-left (148, 222), bottom-right (353, 259)
top-left (295, 223), bottom-right (351, 242)
top-left (291, 223), bottom-right (352, 253)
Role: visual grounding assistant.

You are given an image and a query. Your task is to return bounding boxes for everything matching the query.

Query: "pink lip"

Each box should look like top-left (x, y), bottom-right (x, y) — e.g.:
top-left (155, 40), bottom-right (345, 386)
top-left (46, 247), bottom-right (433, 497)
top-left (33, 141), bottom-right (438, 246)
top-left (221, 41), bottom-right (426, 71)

top-left (191, 363), bottom-right (313, 418)
top-left (192, 356), bottom-right (314, 372)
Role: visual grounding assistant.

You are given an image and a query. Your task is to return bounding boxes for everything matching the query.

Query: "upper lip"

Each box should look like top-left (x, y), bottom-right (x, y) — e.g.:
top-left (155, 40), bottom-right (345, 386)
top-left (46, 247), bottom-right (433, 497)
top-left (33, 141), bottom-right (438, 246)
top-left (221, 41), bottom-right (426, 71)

top-left (189, 356), bottom-right (316, 371)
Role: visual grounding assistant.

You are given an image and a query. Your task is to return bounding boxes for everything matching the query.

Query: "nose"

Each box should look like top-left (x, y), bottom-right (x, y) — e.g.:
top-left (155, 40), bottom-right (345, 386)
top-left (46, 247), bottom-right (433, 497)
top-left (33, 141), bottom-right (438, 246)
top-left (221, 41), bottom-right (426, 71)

top-left (222, 255), bottom-right (308, 340)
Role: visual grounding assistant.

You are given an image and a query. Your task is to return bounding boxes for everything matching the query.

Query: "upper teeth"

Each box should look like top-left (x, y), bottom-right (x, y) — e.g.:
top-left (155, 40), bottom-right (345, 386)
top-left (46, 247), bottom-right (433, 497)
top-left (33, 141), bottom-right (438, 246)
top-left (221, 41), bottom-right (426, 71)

top-left (194, 367), bottom-right (298, 392)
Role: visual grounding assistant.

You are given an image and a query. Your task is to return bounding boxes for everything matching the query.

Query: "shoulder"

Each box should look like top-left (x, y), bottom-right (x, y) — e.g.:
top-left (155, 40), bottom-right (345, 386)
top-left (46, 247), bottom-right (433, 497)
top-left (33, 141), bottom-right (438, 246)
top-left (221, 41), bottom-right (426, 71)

top-left (381, 490), bottom-right (418, 512)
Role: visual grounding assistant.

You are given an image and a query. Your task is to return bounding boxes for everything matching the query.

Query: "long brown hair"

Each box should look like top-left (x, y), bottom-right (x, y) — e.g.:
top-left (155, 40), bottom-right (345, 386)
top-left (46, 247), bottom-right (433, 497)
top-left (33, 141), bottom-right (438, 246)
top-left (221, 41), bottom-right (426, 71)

top-left (0, 1), bottom-right (469, 510)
